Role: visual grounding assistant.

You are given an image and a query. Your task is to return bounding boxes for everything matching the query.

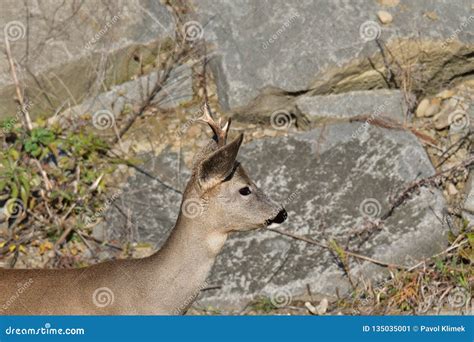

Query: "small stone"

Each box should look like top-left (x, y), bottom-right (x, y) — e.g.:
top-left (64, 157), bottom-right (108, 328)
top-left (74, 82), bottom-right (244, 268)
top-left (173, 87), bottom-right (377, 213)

top-left (433, 108), bottom-right (452, 130)
top-left (424, 11), bottom-right (439, 21)
top-left (316, 298), bottom-right (329, 315)
top-left (263, 128), bottom-right (277, 137)
top-left (464, 172), bottom-right (474, 213)
top-left (441, 98), bottom-right (459, 112)
top-left (436, 89), bottom-right (455, 99)
top-left (304, 302), bottom-right (317, 315)
top-left (377, 11), bottom-right (393, 24)
top-left (424, 99), bottom-right (441, 118)
top-left (415, 98), bottom-right (430, 117)
top-left (447, 183), bottom-right (458, 196)
top-left (377, 0), bottom-right (399, 7)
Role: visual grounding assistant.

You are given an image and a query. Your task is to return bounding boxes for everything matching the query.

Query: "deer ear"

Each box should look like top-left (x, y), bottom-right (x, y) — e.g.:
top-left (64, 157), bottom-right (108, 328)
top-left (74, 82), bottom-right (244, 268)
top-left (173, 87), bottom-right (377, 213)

top-left (197, 133), bottom-right (244, 191)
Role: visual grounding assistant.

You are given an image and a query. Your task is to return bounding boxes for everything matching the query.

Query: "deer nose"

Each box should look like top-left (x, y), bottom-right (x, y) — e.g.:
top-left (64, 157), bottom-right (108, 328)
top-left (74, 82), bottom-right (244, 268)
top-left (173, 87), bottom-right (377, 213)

top-left (267, 208), bottom-right (287, 225)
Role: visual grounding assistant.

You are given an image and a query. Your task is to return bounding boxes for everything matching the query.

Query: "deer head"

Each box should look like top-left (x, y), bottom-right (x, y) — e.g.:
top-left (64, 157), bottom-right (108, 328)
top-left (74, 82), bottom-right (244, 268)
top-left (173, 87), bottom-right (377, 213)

top-left (180, 104), bottom-right (287, 235)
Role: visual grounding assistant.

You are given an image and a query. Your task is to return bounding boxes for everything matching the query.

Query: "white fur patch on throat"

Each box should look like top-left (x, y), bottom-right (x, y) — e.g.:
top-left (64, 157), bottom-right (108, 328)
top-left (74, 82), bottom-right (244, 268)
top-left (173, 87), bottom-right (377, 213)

top-left (206, 233), bottom-right (227, 254)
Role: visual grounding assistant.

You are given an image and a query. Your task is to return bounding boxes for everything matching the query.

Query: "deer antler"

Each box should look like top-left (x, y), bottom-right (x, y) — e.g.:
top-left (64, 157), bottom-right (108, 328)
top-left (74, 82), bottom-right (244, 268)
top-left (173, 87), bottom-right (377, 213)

top-left (196, 102), bottom-right (231, 147)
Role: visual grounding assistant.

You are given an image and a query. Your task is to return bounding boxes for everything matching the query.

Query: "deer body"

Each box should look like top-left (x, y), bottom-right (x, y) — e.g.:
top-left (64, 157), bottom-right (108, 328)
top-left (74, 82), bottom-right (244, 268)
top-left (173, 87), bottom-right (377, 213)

top-left (0, 105), bottom-right (287, 315)
top-left (0, 217), bottom-right (224, 314)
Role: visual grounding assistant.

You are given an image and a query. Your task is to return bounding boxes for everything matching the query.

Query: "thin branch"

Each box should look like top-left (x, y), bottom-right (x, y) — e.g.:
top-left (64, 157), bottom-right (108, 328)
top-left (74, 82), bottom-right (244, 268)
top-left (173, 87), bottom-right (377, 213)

top-left (267, 227), bottom-right (406, 269)
top-left (381, 156), bottom-right (474, 220)
top-left (406, 239), bottom-right (468, 272)
top-left (4, 36), bottom-right (33, 132)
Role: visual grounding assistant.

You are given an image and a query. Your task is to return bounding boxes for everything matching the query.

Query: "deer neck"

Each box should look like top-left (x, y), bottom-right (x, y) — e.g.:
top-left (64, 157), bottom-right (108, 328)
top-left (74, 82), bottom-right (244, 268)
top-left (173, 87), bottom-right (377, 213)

top-left (144, 214), bottom-right (227, 312)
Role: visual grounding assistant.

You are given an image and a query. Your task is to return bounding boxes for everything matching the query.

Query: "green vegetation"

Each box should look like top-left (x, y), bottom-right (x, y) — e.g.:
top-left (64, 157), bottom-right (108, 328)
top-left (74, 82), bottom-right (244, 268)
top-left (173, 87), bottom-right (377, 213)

top-left (0, 118), bottom-right (120, 261)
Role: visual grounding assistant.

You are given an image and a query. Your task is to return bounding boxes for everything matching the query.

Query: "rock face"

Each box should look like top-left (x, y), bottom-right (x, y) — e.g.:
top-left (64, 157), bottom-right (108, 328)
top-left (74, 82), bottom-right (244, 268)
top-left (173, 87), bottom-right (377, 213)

top-left (192, 0), bottom-right (474, 110)
top-left (0, 0), bottom-right (173, 118)
top-left (104, 149), bottom-right (186, 246)
top-left (56, 65), bottom-right (192, 129)
top-left (463, 171), bottom-right (474, 223)
top-left (104, 92), bottom-right (448, 311)
top-left (296, 90), bottom-right (407, 122)
top-left (196, 123), bottom-right (446, 310)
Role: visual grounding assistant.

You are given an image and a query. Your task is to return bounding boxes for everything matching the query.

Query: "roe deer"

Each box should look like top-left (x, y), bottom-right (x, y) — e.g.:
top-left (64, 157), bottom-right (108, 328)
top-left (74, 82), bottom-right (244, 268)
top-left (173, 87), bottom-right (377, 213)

top-left (0, 104), bottom-right (287, 315)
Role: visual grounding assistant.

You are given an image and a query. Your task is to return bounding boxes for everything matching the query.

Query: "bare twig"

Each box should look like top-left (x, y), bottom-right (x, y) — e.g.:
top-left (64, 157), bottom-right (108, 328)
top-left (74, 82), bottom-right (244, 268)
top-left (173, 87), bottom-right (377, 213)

top-left (406, 239), bottom-right (468, 272)
top-left (4, 36), bottom-right (33, 132)
top-left (381, 156), bottom-right (474, 220)
top-left (267, 227), bottom-right (406, 269)
top-left (31, 159), bottom-right (53, 191)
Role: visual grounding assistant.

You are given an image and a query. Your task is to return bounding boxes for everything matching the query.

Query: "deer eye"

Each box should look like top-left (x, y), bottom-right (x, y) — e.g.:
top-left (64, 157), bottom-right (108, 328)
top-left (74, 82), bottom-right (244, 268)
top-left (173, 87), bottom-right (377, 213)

top-left (239, 186), bottom-right (252, 196)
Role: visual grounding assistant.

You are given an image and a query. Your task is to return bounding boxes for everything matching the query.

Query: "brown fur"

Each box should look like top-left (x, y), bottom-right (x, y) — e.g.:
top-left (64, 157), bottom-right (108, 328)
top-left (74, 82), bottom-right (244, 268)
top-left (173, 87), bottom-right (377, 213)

top-left (0, 130), bottom-right (285, 315)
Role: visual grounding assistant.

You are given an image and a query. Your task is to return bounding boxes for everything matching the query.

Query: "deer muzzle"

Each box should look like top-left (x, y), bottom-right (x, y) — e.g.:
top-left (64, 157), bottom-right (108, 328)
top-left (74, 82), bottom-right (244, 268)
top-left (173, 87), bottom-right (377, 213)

top-left (266, 208), bottom-right (288, 225)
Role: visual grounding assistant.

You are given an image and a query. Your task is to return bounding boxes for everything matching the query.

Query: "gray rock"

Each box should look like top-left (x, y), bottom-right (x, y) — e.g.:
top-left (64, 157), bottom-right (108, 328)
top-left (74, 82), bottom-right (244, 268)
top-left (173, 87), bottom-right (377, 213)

top-left (104, 148), bottom-right (186, 245)
top-left (463, 171), bottom-right (474, 216)
top-left (103, 121), bottom-right (447, 312)
top-left (296, 90), bottom-right (407, 123)
top-left (197, 123), bottom-right (446, 311)
top-left (0, 0), bottom-right (174, 118)
top-left (59, 64), bottom-right (192, 126)
top-left (193, 0), bottom-right (473, 109)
